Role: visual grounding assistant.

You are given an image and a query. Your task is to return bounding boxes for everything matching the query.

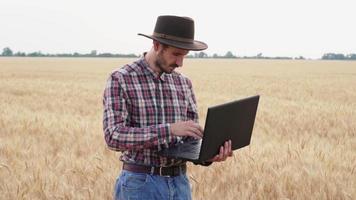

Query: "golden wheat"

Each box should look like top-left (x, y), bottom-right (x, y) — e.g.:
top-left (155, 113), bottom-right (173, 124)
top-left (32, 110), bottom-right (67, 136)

top-left (0, 57), bottom-right (355, 199)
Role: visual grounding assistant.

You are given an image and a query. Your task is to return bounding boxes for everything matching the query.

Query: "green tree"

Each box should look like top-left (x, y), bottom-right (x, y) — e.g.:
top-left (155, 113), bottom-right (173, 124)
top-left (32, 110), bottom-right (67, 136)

top-left (2, 47), bottom-right (13, 56)
top-left (224, 51), bottom-right (236, 58)
top-left (90, 50), bottom-right (97, 56)
top-left (347, 54), bottom-right (356, 60)
top-left (27, 51), bottom-right (44, 57)
top-left (322, 53), bottom-right (346, 60)
top-left (195, 52), bottom-right (207, 58)
top-left (14, 51), bottom-right (26, 57)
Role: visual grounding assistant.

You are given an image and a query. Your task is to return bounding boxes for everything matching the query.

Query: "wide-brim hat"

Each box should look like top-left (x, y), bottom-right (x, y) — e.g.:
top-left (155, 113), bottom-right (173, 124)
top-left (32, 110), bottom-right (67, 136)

top-left (138, 15), bottom-right (208, 51)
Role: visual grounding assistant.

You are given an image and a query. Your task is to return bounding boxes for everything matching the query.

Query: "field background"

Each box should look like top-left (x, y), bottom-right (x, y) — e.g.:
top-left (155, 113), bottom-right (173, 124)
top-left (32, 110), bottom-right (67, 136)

top-left (0, 57), bottom-right (355, 199)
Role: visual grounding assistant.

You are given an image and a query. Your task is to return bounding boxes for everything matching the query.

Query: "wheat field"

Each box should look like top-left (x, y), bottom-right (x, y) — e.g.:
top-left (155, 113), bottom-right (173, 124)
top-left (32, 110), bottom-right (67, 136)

top-left (0, 57), bottom-right (355, 199)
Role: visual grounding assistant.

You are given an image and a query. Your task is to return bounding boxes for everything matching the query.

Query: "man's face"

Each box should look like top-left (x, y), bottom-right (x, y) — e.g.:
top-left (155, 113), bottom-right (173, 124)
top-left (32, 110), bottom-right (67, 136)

top-left (155, 44), bottom-right (189, 74)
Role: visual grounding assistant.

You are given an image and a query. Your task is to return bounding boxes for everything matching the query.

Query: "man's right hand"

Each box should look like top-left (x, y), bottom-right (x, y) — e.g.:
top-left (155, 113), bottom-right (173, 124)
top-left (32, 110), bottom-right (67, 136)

top-left (170, 120), bottom-right (203, 139)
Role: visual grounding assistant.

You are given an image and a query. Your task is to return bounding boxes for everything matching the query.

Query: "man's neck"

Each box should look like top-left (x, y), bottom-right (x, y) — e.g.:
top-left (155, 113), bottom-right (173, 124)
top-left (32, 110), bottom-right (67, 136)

top-left (144, 49), bottom-right (162, 76)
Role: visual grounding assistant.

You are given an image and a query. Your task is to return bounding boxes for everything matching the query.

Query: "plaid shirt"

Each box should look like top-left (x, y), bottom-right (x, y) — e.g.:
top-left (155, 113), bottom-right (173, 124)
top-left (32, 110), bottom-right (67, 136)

top-left (103, 55), bottom-right (198, 167)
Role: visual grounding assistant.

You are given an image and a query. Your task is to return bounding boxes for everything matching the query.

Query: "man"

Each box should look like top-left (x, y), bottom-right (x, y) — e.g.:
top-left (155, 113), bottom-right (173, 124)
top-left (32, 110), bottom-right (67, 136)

top-left (103, 15), bottom-right (233, 200)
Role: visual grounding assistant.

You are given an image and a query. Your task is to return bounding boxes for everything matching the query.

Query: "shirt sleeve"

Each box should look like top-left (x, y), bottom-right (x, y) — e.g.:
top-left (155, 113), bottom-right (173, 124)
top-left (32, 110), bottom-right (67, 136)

top-left (186, 78), bottom-right (199, 123)
top-left (103, 73), bottom-right (173, 152)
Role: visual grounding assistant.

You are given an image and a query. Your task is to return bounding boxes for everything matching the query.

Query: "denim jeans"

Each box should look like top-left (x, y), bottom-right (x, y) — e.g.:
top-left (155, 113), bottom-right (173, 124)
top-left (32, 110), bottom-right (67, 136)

top-left (114, 170), bottom-right (192, 200)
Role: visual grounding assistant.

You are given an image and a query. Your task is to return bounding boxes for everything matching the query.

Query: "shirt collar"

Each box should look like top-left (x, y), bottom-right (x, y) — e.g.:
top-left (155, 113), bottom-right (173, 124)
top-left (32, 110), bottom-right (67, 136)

top-left (139, 53), bottom-right (167, 82)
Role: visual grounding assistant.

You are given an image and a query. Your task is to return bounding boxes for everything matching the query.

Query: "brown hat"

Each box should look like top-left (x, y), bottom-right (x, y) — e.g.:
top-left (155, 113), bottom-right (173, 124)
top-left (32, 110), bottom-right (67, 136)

top-left (138, 15), bottom-right (208, 51)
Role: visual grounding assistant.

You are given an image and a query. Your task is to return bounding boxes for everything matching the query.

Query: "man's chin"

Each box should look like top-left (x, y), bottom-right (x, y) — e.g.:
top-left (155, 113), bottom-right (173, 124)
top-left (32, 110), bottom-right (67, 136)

top-left (164, 70), bottom-right (173, 74)
top-left (164, 67), bottom-right (176, 74)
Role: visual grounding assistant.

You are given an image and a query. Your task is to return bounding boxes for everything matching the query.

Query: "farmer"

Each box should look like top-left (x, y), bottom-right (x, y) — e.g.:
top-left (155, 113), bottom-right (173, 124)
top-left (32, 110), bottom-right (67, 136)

top-left (103, 15), bottom-right (233, 200)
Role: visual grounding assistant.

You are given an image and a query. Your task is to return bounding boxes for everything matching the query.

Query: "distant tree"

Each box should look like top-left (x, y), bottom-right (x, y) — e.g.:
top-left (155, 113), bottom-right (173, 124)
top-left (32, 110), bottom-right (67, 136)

top-left (335, 54), bottom-right (345, 60)
top-left (27, 52), bottom-right (37, 56)
top-left (14, 51), bottom-right (26, 57)
top-left (295, 56), bottom-right (305, 60)
top-left (322, 53), bottom-right (334, 60)
top-left (27, 51), bottom-right (44, 57)
top-left (322, 53), bottom-right (346, 60)
top-left (196, 52), bottom-right (207, 58)
top-left (90, 50), bottom-right (97, 56)
top-left (2, 47), bottom-right (13, 56)
top-left (256, 53), bottom-right (263, 58)
top-left (224, 51), bottom-right (236, 58)
top-left (274, 56), bottom-right (292, 60)
top-left (98, 53), bottom-right (114, 57)
top-left (125, 53), bottom-right (138, 58)
top-left (213, 53), bottom-right (219, 58)
top-left (347, 54), bottom-right (356, 60)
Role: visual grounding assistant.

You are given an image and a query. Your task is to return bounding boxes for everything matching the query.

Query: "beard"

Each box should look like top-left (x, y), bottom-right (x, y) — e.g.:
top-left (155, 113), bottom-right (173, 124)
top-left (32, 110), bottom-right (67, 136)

top-left (155, 50), bottom-right (178, 74)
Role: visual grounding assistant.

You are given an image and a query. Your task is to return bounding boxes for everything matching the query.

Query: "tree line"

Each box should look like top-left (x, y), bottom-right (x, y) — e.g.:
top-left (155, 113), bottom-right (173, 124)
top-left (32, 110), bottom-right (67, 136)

top-left (1, 48), bottom-right (137, 58)
top-left (1, 47), bottom-right (356, 60)
top-left (321, 53), bottom-right (356, 60)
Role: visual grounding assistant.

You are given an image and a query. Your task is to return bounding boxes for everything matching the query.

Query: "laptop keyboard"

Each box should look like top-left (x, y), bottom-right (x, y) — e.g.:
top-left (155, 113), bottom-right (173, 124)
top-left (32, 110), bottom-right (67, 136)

top-left (175, 139), bottom-right (201, 158)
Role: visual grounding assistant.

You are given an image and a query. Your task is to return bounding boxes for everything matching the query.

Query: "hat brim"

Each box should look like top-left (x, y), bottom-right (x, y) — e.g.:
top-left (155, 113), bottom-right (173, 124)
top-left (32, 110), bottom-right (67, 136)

top-left (138, 33), bottom-right (208, 51)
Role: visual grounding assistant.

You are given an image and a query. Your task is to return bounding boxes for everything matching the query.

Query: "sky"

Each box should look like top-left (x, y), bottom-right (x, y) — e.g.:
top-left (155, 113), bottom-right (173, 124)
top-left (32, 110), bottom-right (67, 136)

top-left (1, 0), bottom-right (355, 59)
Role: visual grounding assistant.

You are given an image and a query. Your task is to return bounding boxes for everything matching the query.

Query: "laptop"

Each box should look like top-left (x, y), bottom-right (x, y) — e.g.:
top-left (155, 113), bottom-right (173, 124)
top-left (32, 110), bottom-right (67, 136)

top-left (158, 95), bottom-right (260, 163)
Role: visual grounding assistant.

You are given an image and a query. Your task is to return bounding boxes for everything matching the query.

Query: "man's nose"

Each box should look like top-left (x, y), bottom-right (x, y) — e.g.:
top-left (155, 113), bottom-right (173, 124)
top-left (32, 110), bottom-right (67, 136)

top-left (176, 56), bottom-right (184, 67)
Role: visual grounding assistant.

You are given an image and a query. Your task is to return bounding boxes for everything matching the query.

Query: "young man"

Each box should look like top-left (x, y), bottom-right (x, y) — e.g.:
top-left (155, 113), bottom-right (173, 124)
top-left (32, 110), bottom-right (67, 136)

top-left (103, 15), bottom-right (233, 200)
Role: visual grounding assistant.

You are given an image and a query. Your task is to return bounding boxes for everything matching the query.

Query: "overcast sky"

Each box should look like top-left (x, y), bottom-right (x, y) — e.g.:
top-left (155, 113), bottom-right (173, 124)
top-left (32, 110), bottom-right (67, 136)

top-left (1, 0), bottom-right (355, 58)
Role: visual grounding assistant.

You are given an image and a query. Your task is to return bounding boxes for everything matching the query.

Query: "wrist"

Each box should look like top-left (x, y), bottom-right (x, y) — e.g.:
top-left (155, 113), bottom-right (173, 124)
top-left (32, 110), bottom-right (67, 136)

top-left (169, 123), bottom-right (175, 136)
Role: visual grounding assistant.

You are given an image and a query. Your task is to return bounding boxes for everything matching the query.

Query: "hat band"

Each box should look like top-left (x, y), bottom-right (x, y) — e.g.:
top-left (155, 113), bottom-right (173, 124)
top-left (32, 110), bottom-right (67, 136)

top-left (153, 32), bottom-right (193, 43)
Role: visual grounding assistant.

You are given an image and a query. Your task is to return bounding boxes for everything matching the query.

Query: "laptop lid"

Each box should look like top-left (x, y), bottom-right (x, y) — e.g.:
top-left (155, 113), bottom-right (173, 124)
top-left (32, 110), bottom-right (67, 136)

top-left (198, 95), bottom-right (260, 161)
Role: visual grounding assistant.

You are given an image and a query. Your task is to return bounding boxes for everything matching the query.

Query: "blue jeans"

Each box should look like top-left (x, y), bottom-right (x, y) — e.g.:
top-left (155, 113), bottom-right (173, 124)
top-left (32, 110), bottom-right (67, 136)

top-left (114, 170), bottom-right (192, 200)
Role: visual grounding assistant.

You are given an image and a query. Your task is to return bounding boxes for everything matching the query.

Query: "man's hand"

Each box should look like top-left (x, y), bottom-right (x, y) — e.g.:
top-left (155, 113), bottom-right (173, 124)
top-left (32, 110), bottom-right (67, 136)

top-left (208, 140), bottom-right (233, 162)
top-left (170, 120), bottom-right (203, 139)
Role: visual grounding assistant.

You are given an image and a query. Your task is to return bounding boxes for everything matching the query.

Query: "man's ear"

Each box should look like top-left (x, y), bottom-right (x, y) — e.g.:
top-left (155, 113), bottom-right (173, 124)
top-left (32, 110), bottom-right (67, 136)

top-left (153, 40), bottom-right (160, 51)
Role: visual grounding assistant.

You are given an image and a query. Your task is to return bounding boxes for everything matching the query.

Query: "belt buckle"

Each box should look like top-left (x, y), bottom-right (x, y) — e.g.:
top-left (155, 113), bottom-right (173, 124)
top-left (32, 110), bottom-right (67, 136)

top-left (159, 167), bottom-right (171, 177)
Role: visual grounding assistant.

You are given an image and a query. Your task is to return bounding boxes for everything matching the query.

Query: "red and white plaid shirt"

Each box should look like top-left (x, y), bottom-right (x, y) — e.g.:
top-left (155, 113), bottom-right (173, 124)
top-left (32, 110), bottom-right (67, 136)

top-left (103, 55), bottom-right (199, 167)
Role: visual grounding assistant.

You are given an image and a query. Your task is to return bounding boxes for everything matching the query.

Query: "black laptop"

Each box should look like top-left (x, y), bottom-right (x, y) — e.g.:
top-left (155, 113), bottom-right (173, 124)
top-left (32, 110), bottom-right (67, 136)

top-left (159, 95), bottom-right (260, 162)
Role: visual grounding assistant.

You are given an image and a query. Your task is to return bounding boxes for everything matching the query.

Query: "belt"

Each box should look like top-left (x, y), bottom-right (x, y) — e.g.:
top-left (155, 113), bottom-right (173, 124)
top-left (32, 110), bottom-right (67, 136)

top-left (122, 163), bottom-right (187, 177)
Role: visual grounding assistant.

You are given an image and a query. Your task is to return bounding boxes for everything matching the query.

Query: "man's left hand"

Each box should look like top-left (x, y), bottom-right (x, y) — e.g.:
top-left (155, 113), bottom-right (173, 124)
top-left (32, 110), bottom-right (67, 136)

top-left (208, 140), bottom-right (233, 162)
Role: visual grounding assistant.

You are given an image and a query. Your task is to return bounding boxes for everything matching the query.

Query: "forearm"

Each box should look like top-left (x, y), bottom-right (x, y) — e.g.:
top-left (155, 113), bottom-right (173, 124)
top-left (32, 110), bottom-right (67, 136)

top-left (104, 122), bottom-right (174, 152)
